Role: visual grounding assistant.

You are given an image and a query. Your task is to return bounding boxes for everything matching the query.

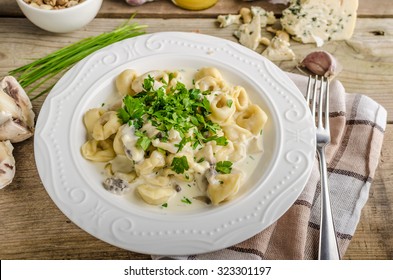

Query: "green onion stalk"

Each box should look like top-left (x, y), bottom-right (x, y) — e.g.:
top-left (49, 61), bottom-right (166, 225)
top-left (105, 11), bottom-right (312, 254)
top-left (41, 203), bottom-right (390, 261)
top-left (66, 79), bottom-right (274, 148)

top-left (9, 19), bottom-right (147, 100)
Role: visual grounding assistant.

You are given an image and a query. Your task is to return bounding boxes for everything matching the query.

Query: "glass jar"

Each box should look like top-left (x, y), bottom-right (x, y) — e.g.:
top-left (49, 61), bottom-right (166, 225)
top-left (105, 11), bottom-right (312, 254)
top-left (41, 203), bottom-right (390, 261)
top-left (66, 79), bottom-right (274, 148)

top-left (172, 0), bottom-right (218, 10)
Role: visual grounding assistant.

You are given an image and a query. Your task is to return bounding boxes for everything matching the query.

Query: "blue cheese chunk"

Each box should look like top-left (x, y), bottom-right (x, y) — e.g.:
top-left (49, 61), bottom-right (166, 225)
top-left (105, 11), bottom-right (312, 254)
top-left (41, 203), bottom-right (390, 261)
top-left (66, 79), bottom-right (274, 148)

top-left (217, 14), bottom-right (242, 28)
top-left (234, 15), bottom-right (261, 51)
top-left (250, 6), bottom-right (276, 27)
top-left (281, 0), bottom-right (359, 46)
top-left (262, 36), bottom-right (296, 61)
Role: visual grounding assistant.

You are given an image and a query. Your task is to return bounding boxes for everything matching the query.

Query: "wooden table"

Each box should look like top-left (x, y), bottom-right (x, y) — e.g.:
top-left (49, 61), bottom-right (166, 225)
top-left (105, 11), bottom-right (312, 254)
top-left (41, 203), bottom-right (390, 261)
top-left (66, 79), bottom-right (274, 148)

top-left (0, 0), bottom-right (392, 260)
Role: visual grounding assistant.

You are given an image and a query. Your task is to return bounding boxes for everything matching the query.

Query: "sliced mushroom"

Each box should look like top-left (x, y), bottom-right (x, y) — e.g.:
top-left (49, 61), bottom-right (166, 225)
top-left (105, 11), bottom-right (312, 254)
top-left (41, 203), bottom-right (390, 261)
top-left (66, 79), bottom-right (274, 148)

top-left (103, 176), bottom-right (130, 195)
top-left (0, 140), bottom-right (15, 189)
top-left (0, 76), bottom-right (35, 143)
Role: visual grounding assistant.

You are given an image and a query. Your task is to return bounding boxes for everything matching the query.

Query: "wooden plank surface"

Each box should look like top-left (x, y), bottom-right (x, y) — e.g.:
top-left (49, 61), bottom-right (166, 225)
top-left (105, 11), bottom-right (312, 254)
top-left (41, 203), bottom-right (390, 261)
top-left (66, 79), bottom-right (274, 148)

top-left (0, 16), bottom-right (392, 259)
top-left (2, 0), bottom-right (393, 18)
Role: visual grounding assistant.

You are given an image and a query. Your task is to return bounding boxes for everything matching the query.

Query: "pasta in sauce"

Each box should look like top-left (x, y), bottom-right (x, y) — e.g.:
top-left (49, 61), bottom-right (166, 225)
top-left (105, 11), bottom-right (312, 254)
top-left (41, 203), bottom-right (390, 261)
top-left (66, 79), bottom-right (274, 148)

top-left (81, 67), bottom-right (268, 208)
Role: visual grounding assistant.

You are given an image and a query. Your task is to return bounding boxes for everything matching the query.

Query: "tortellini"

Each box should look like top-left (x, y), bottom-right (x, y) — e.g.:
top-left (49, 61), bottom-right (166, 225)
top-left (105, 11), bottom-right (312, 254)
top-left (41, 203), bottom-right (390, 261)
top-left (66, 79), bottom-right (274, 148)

top-left (207, 173), bottom-right (242, 205)
top-left (81, 67), bottom-right (268, 207)
top-left (116, 69), bottom-right (138, 96)
top-left (92, 111), bottom-right (121, 141)
top-left (81, 139), bottom-right (116, 162)
top-left (236, 104), bottom-right (268, 135)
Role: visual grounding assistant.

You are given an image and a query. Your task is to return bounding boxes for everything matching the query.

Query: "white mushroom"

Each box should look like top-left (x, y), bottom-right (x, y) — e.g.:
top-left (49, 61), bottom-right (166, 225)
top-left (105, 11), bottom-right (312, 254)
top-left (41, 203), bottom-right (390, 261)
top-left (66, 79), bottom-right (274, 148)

top-left (0, 76), bottom-right (35, 143)
top-left (0, 140), bottom-right (15, 189)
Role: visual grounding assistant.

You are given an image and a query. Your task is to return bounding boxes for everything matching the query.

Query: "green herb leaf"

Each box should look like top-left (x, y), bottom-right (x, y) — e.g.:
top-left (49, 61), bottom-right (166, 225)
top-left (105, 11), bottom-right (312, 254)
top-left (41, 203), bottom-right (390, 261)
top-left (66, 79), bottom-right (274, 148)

top-left (227, 99), bottom-right (233, 108)
top-left (171, 156), bottom-right (189, 174)
top-left (181, 196), bottom-right (192, 204)
top-left (216, 161), bottom-right (233, 174)
top-left (136, 135), bottom-right (151, 151)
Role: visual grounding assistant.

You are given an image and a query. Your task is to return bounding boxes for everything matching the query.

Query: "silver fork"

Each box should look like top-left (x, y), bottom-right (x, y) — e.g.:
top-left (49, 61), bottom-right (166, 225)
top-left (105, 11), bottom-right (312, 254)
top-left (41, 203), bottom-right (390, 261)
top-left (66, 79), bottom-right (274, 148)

top-left (306, 75), bottom-right (340, 260)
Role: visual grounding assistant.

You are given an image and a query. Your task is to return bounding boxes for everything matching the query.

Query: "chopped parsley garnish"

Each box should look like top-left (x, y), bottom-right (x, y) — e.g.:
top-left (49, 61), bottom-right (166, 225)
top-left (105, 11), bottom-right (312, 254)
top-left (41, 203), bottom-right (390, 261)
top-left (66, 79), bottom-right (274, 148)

top-left (135, 130), bottom-right (151, 151)
top-left (216, 161), bottom-right (233, 174)
top-left (117, 77), bottom-right (228, 154)
top-left (171, 156), bottom-right (189, 174)
top-left (227, 99), bottom-right (233, 108)
top-left (161, 203), bottom-right (168, 208)
top-left (181, 196), bottom-right (192, 204)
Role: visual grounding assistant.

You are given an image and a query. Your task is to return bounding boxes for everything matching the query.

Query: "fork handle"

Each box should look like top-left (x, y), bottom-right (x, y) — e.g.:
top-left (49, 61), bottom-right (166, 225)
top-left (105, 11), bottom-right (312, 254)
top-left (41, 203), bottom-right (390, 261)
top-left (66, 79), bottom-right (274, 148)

top-left (317, 147), bottom-right (340, 260)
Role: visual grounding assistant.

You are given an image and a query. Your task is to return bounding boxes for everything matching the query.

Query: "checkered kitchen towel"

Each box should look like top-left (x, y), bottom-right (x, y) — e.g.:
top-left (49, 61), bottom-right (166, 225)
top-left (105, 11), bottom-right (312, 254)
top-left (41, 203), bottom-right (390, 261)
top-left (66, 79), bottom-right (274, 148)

top-left (154, 72), bottom-right (387, 260)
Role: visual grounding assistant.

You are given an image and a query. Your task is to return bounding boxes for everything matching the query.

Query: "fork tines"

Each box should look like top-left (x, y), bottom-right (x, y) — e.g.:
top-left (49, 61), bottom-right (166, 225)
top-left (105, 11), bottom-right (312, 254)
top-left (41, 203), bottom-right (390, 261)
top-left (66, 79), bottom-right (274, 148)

top-left (306, 75), bottom-right (330, 130)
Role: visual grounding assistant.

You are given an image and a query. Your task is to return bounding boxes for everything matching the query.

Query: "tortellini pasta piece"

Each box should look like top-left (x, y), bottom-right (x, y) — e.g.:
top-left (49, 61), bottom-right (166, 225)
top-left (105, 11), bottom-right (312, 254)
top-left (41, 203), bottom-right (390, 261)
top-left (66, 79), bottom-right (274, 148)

top-left (144, 175), bottom-right (171, 188)
top-left (231, 86), bottom-right (249, 111)
top-left (115, 69), bottom-right (138, 96)
top-left (195, 67), bottom-right (223, 81)
top-left (207, 173), bottom-right (242, 205)
top-left (208, 93), bottom-right (236, 124)
top-left (166, 71), bottom-right (184, 90)
top-left (228, 142), bottom-right (247, 162)
top-left (236, 104), bottom-right (268, 135)
top-left (83, 108), bottom-right (105, 136)
top-left (194, 76), bottom-right (227, 92)
top-left (151, 128), bottom-right (181, 154)
top-left (135, 150), bottom-right (166, 176)
top-left (81, 139), bottom-right (116, 162)
top-left (221, 123), bottom-right (253, 142)
top-left (112, 129), bottom-right (125, 155)
top-left (92, 111), bottom-right (121, 141)
top-left (131, 70), bottom-right (168, 93)
top-left (137, 184), bottom-right (176, 205)
top-left (108, 155), bottom-right (134, 174)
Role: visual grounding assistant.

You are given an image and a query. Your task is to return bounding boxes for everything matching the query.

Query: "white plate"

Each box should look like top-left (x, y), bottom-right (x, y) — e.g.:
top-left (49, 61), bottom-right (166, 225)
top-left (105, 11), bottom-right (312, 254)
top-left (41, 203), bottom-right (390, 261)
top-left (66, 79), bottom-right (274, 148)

top-left (34, 32), bottom-right (315, 255)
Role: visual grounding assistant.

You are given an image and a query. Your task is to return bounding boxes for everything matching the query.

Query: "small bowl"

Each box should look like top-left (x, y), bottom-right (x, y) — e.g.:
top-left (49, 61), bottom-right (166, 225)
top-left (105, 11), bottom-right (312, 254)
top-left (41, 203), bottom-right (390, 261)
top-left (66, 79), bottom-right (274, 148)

top-left (16, 0), bottom-right (103, 33)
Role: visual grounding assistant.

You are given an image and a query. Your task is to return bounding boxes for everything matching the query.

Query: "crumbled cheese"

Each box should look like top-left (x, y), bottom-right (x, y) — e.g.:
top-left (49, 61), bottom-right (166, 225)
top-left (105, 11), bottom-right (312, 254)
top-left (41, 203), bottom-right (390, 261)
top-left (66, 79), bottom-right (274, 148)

top-left (262, 36), bottom-right (296, 61)
top-left (250, 6), bottom-right (276, 27)
top-left (217, 14), bottom-right (242, 28)
top-left (234, 15), bottom-right (262, 51)
top-left (281, 0), bottom-right (359, 45)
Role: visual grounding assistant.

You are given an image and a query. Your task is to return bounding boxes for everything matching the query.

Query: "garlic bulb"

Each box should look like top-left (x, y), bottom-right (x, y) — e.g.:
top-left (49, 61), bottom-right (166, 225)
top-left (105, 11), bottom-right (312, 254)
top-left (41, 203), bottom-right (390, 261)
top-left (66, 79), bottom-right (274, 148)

top-left (299, 51), bottom-right (342, 78)
top-left (0, 76), bottom-right (35, 143)
top-left (0, 140), bottom-right (15, 189)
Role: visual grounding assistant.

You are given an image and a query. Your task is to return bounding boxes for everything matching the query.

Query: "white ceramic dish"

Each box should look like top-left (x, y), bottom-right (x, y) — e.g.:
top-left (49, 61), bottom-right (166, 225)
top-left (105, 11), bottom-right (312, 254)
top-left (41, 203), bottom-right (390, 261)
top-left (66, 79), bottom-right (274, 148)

top-left (34, 32), bottom-right (315, 255)
top-left (16, 0), bottom-right (102, 33)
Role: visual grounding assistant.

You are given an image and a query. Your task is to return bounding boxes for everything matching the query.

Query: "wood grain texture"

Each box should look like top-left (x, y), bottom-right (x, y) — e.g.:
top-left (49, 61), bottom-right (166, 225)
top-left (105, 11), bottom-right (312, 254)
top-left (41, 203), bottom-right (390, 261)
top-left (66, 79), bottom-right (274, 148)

top-left (0, 12), bottom-right (392, 259)
top-left (2, 0), bottom-right (393, 18)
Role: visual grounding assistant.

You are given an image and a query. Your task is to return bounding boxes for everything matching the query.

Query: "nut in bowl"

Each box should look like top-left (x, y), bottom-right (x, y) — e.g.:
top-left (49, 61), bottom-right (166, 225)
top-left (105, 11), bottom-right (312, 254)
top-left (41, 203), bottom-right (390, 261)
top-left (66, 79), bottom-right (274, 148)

top-left (16, 0), bottom-right (103, 33)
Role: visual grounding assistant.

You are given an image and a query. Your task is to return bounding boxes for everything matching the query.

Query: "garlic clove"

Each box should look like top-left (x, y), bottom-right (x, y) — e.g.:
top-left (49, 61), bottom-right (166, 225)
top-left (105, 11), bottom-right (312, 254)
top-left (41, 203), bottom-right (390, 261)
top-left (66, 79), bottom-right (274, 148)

top-left (0, 76), bottom-right (35, 143)
top-left (299, 51), bottom-right (342, 78)
top-left (125, 0), bottom-right (155, 6)
top-left (0, 140), bottom-right (15, 189)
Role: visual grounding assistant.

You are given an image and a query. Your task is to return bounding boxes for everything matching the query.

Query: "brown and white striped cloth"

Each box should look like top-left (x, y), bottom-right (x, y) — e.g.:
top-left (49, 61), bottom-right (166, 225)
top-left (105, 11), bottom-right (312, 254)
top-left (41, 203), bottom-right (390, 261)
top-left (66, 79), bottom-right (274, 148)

top-left (155, 72), bottom-right (387, 260)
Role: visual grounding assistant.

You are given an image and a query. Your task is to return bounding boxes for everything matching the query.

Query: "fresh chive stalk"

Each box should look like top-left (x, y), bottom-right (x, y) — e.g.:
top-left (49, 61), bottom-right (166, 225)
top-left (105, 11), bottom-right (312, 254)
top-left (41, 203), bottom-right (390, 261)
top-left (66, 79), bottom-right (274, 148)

top-left (9, 20), bottom-right (147, 100)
